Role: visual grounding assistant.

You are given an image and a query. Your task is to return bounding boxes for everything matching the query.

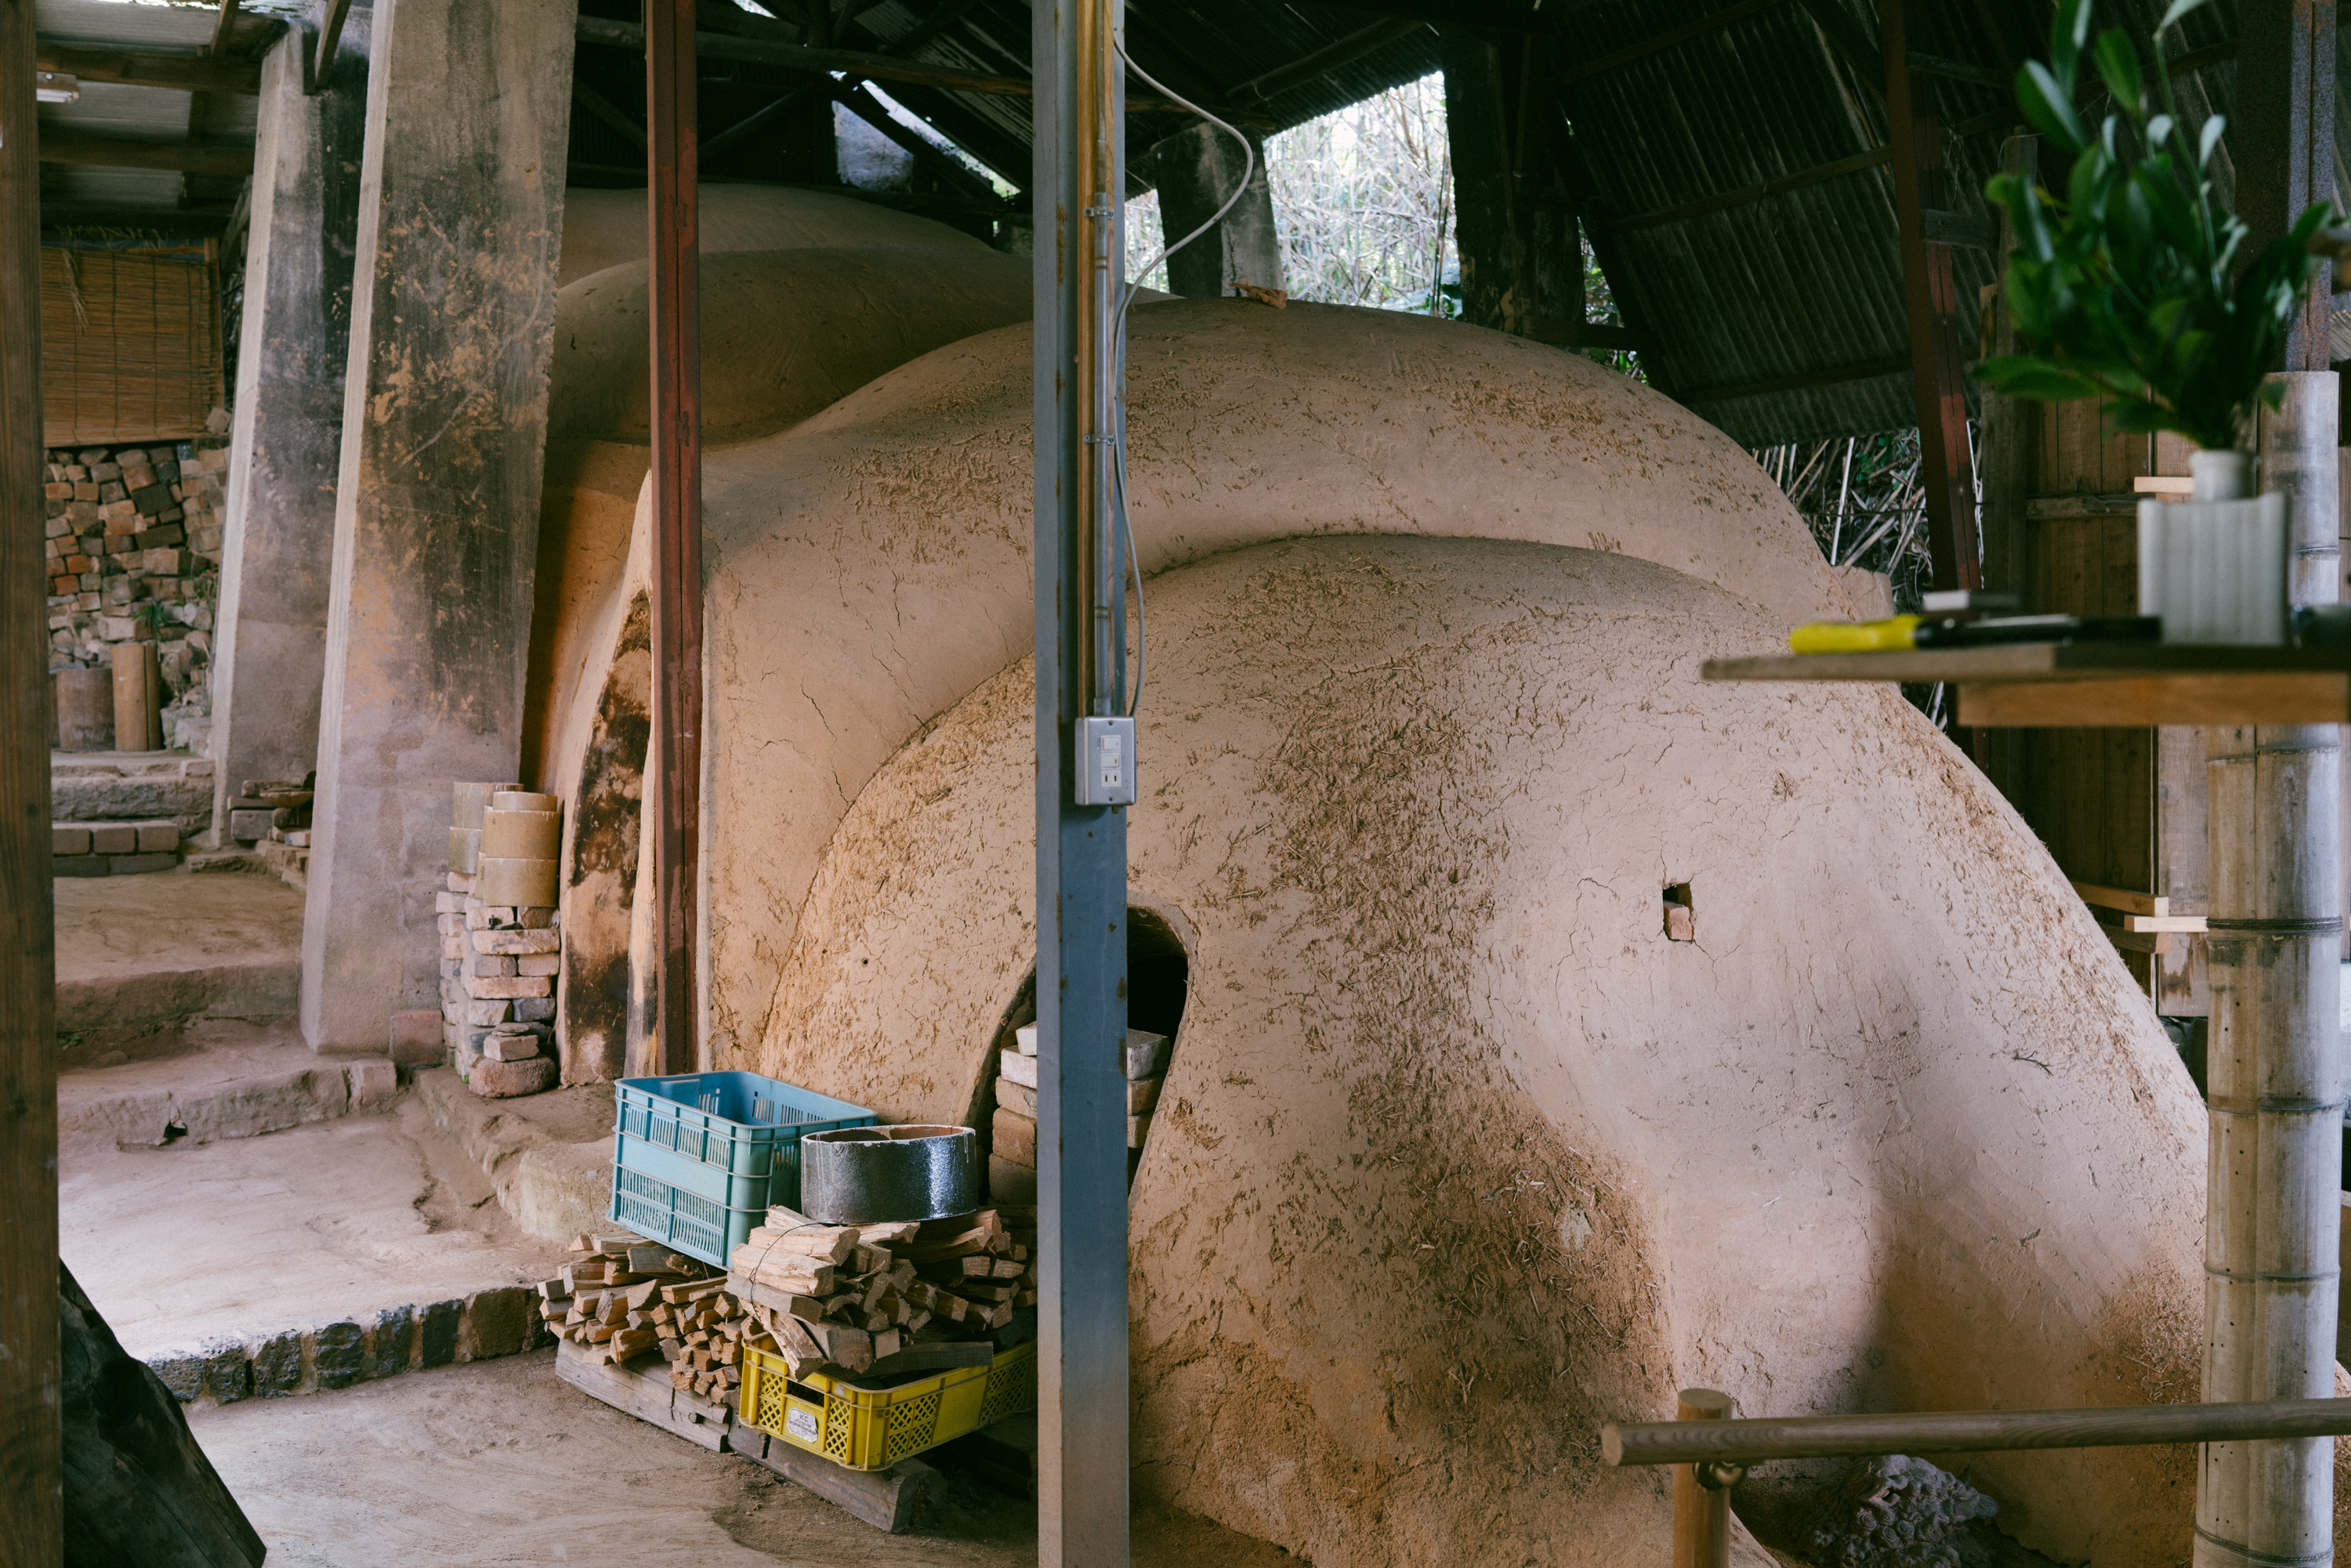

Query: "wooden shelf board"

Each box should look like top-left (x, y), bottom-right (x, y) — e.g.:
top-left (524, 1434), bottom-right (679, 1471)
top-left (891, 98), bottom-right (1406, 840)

top-left (1703, 646), bottom-right (2351, 726)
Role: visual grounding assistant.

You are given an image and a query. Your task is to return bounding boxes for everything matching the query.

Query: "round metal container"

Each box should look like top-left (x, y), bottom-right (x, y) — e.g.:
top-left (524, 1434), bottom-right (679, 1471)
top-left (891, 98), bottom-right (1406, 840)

top-left (799, 1124), bottom-right (982, 1224)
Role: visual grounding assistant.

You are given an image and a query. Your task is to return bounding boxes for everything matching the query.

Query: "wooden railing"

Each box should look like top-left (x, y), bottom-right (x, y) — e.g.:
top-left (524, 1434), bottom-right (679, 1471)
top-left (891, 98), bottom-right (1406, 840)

top-left (1602, 1390), bottom-right (2351, 1567)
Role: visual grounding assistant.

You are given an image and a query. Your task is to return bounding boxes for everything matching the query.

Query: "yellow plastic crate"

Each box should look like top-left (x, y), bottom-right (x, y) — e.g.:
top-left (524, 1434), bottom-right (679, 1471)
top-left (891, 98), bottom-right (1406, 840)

top-left (740, 1338), bottom-right (1038, 1472)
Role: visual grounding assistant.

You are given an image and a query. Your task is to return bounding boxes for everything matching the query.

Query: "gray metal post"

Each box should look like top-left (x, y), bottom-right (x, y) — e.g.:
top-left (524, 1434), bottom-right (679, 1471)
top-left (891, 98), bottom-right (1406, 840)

top-left (1032, 0), bottom-right (1132, 1564)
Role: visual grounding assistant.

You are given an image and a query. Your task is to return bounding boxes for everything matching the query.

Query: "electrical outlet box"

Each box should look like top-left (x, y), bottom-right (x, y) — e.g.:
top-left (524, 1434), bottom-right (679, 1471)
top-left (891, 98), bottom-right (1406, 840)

top-left (1075, 716), bottom-right (1136, 806)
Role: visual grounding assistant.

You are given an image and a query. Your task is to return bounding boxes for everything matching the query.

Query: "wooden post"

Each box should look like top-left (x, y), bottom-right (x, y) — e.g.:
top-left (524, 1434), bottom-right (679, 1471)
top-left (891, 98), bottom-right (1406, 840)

top-left (1882, 0), bottom-right (1980, 593)
top-left (1669, 1389), bottom-right (1733, 1568)
top-left (0, 0), bottom-right (65, 1559)
top-left (645, 0), bottom-right (703, 1074)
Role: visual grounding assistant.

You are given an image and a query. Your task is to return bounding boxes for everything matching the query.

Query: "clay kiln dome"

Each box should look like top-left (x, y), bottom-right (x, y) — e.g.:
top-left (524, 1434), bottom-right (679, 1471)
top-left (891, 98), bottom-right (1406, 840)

top-left (526, 244), bottom-right (1032, 788)
top-left (556, 183), bottom-right (987, 290)
top-left (759, 534), bottom-right (2209, 1567)
top-left (548, 247), bottom-right (1033, 447)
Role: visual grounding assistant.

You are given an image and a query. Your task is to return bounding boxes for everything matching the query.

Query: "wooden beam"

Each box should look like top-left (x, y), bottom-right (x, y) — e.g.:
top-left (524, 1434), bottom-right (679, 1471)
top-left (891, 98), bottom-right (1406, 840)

top-left (1226, 16), bottom-right (1427, 105)
top-left (573, 79), bottom-right (647, 151)
top-left (578, 13), bottom-right (1230, 121)
top-left (1602, 146), bottom-right (1889, 234)
top-left (208, 0), bottom-right (241, 58)
top-left (646, 0), bottom-right (703, 1074)
top-left (1675, 356), bottom-right (1910, 404)
top-left (1310, 0), bottom-right (1544, 33)
top-left (1559, 0), bottom-right (1791, 86)
top-left (1883, 0), bottom-right (1980, 595)
top-left (833, 82), bottom-right (1001, 206)
top-left (31, 42), bottom-right (261, 94)
top-left (0, 0), bottom-right (63, 1560)
top-left (310, 0), bottom-right (353, 96)
top-left (35, 135), bottom-right (254, 177)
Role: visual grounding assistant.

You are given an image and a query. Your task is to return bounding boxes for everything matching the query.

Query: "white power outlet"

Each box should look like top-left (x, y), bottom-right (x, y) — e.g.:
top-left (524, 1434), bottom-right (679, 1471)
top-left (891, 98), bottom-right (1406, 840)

top-left (1075, 716), bottom-right (1136, 806)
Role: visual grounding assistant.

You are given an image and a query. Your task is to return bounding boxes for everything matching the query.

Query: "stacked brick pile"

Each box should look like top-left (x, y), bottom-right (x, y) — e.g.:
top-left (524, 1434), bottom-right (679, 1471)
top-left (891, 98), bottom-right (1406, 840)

top-left (224, 777), bottom-right (313, 883)
top-left (989, 1025), bottom-right (1168, 1203)
top-left (49, 751), bottom-right (213, 876)
top-left (41, 441), bottom-right (229, 754)
top-left (440, 782), bottom-right (562, 1099)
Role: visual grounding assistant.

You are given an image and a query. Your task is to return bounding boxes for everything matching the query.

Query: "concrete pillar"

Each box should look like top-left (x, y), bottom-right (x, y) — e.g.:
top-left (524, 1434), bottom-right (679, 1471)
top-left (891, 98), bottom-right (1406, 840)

top-left (208, 9), bottom-right (369, 838)
top-left (1144, 121), bottom-right (1281, 299)
top-left (302, 0), bottom-right (575, 1052)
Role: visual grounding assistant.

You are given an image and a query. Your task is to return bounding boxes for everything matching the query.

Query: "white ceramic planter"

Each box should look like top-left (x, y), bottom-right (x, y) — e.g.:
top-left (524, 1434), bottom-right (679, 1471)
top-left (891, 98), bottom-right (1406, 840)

top-left (2137, 448), bottom-right (2289, 645)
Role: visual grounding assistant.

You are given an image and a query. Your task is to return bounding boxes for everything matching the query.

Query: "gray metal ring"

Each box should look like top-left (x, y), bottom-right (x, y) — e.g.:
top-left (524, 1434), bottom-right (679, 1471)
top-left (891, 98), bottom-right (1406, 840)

top-left (799, 1123), bottom-right (984, 1224)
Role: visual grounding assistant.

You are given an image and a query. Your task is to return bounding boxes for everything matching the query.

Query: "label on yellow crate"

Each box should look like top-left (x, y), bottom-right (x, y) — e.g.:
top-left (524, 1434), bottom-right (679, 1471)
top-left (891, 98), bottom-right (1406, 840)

top-left (786, 1406), bottom-right (819, 1443)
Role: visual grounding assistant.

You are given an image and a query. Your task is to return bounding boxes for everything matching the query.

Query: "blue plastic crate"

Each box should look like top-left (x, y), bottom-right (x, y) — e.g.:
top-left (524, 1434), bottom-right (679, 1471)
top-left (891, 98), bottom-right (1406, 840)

top-left (607, 1072), bottom-right (875, 1267)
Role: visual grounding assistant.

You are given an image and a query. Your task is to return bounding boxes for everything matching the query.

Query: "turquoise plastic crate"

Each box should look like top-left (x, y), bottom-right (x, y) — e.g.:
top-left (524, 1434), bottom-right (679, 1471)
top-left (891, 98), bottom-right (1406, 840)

top-left (607, 1072), bottom-right (875, 1267)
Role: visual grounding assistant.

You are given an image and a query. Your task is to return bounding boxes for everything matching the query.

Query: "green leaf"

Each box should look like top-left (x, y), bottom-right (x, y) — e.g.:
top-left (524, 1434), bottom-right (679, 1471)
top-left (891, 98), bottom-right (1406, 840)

top-left (2050, 0), bottom-right (2093, 90)
top-left (2093, 31), bottom-right (2144, 118)
top-left (2198, 115), bottom-right (2224, 170)
top-left (2154, 0), bottom-right (2210, 35)
top-left (1976, 357), bottom-right (2103, 401)
top-left (2017, 60), bottom-right (2090, 153)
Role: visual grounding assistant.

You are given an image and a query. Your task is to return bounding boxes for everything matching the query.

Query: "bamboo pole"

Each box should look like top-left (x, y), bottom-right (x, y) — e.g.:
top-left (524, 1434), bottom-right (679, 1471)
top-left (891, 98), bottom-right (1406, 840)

top-left (2197, 371), bottom-right (2343, 1568)
top-left (1669, 1389), bottom-right (1733, 1568)
top-left (1604, 1396), bottom-right (2351, 1468)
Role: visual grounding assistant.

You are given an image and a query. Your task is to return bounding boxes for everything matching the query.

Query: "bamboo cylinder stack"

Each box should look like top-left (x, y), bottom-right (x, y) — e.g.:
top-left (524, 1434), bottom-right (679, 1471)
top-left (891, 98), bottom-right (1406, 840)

top-left (2196, 373), bottom-right (2344, 1568)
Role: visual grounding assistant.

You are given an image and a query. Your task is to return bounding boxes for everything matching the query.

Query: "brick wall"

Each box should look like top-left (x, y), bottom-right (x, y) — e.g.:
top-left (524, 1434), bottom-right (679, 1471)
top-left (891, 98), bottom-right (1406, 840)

top-left (42, 440), bottom-right (227, 754)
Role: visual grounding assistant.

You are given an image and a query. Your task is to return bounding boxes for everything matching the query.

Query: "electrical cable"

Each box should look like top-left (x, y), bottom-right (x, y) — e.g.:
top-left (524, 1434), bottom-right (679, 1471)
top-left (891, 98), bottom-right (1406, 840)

top-left (1104, 31), bottom-right (1256, 716)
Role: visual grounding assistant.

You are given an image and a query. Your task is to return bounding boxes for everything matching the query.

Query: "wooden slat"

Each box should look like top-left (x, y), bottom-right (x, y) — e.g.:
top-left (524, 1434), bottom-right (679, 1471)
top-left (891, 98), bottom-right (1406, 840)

top-left (31, 42), bottom-right (262, 94)
top-left (1957, 675), bottom-right (2349, 726)
top-left (1706, 645), bottom-right (2351, 682)
top-left (0, 0), bottom-right (63, 1559)
top-left (1559, 0), bottom-right (1790, 85)
top-left (2070, 881), bottom-right (2169, 917)
top-left (35, 136), bottom-right (254, 176)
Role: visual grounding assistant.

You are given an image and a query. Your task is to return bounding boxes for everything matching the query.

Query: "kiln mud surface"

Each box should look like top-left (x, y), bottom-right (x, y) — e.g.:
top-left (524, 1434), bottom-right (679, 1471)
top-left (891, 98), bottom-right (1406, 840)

top-left (743, 536), bottom-right (2240, 1566)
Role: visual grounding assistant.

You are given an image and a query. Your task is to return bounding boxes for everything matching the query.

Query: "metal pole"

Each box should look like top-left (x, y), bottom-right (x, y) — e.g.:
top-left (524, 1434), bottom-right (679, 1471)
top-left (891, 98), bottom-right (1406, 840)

top-left (1033, 0), bottom-right (1131, 1561)
top-left (646, 0), bottom-right (704, 1074)
top-left (0, 1), bottom-right (63, 1559)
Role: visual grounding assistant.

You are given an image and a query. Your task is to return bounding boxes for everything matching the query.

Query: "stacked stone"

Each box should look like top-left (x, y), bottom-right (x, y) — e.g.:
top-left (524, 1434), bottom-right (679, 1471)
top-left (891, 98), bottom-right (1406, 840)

top-left (40, 442), bottom-right (229, 753)
top-left (988, 1025), bottom-right (1168, 1204)
top-left (440, 782), bottom-right (562, 1099)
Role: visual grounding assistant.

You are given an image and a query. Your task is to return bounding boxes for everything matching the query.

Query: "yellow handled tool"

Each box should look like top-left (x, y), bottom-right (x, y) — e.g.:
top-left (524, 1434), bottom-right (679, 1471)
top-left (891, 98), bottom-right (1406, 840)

top-left (1788, 615), bottom-right (1922, 654)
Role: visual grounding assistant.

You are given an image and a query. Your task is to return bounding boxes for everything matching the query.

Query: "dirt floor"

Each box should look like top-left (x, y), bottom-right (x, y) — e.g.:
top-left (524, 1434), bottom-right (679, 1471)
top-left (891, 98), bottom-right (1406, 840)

top-left (190, 1350), bottom-right (1299, 1567)
top-left (63, 1100), bottom-right (564, 1361)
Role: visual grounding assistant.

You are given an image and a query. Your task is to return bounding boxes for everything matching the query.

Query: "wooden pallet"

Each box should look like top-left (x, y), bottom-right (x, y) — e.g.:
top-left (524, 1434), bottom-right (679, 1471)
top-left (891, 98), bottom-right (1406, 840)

top-left (552, 1338), bottom-right (939, 1533)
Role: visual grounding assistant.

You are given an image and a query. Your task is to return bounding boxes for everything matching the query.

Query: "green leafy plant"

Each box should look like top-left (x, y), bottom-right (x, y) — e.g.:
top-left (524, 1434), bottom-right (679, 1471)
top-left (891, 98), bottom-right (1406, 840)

top-left (1976, 0), bottom-right (2335, 451)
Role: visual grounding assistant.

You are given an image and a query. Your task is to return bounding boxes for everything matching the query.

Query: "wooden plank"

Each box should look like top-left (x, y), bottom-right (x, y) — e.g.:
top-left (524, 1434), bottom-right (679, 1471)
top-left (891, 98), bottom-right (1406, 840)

top-left (2070, 881), bottom-right (2169, 917)
top-left (35, 135), bottom-right (254, 176)
top-left (2027, 494), bottom-right (2140, 520)
top-left (312, 0), bottom-right (355, 92)
top-left (31, 42), bottom-right (263, 94)
top-left (554, 1337), bottom-right (732, 1452)
top-left (1706, 645), bottom-right (2351, 682)
top-left (1957, 675), bottom-right (2350, 727)
top-left (2155, 722), bottom-right (2210, 1013)
top-left (0, 0), bottom-right (62, 1555)
top-left (740, 1437), bottom-right (943, 1534)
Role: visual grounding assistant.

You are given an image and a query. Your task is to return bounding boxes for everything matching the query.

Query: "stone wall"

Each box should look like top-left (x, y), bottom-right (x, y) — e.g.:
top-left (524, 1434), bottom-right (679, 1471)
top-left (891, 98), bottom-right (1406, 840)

top-left (41, 440), bottom-right (229, 754)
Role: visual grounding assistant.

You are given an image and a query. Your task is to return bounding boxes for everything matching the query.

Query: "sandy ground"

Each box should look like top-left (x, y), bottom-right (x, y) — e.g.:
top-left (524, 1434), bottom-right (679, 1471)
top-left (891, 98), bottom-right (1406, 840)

top-left (190, 1351), bottom-right (1297, 1568)
top-left (63, 1100), bottom-right (565, 1360)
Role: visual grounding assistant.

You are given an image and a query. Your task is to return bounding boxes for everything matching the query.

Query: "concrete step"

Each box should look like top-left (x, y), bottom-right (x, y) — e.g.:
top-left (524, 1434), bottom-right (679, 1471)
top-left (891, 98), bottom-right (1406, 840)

top-left (56, 869), bottom-right (304, 1063)
top-left (412, 1066), bottom-right (616, 1246)
top-left (60, 1034), bottom-right (397, 1146)
top-left (63, 1095), bottom-right (571, 1407)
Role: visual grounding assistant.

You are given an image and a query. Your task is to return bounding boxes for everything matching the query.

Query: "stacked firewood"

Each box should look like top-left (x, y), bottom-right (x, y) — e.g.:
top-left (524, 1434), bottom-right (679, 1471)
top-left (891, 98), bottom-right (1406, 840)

top-left (727, 1204), bottom-right (1039, 1377)
top-left (538, 1233), bottom-right (775, 1402)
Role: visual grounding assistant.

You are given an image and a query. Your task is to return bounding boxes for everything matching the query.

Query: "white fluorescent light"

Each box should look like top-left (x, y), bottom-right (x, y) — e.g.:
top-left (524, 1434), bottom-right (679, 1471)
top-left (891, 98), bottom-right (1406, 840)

top-left (36, 71), bottom-right (81, 103)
